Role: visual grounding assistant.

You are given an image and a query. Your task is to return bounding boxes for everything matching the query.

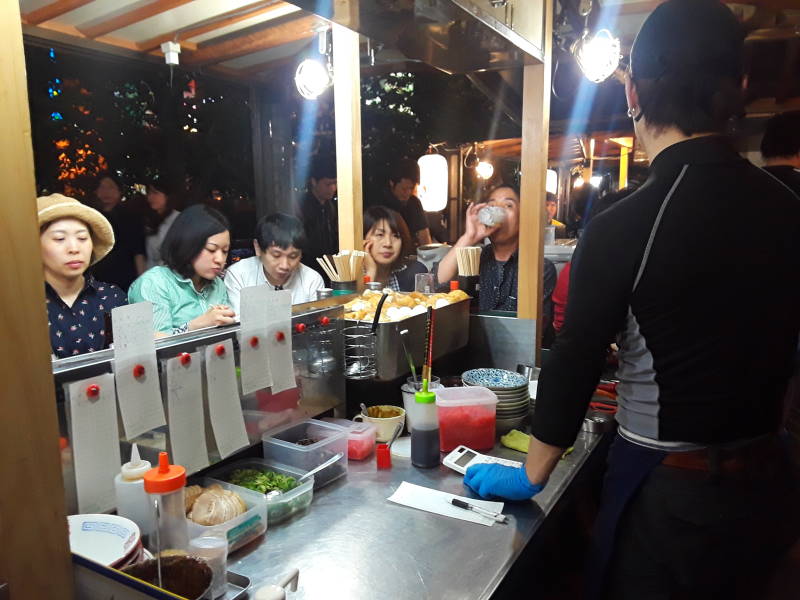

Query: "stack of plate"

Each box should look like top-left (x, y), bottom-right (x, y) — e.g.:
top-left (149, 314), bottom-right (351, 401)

top-left (462, 368), bottom-right (530, 434)
top-left (68, 514), bottom-right (143, 568)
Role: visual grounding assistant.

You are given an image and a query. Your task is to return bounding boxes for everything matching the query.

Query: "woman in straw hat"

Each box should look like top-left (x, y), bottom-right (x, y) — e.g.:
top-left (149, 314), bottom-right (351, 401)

top-left (38, 193), bottom-right (126, 358)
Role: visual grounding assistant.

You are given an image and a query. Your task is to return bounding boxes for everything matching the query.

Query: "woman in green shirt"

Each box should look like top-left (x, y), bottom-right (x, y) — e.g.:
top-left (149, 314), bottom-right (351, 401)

top-left (128, 204), bottom-right (235, 335)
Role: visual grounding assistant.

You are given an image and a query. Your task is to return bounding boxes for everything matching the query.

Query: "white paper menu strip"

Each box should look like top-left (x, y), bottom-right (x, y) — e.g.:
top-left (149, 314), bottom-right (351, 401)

top-left (264, 289), bottom-right (296, 394)
top-left (112, 302), bottom-right (166, 439)
top-left (239, 285), bottom-right (274, 395)
top-left (165, 352), bottom-right (209, 474)
top-left (204, 339), bottom-right (249, 458)
top-left (68, 373), bottom-right (122, 514)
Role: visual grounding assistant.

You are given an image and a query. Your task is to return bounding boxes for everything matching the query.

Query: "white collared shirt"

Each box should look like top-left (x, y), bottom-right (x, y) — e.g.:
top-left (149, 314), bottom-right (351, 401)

top-left (224, 256), bottom-right (324, 315)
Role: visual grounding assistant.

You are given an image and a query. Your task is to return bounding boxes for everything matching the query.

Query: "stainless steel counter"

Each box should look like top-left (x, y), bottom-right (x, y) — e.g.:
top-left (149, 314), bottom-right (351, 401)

top-left (228, 431), bottom-right (602, 599)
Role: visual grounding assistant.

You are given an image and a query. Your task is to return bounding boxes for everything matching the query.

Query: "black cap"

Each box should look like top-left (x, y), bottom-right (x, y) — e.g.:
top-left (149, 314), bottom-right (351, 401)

top-left (631, 0), bottom-right (744, 82)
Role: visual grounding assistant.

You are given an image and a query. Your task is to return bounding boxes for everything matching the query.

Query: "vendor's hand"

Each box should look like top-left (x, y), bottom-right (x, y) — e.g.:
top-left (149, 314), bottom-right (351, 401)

top-left (190, 305), bottom-right (235, 330)
top-left (464, 464), bottom-right (544, 501)
top-left (463, 202), bottom-right (500, 245)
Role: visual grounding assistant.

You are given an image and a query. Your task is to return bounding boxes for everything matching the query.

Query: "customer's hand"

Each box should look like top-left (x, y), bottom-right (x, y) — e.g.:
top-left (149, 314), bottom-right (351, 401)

top-left (190, 305), bottom-right (235, 330)
top-left (363, 239), bottom-right (378, 282)
top-left (464, 463), bottom-right (544, 501)
top-left (462, 202), bottom-right (500, 246)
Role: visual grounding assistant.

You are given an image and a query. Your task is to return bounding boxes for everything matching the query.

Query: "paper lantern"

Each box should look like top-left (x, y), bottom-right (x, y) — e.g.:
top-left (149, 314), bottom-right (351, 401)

top-left (417, 154), bottom-right (448, 212)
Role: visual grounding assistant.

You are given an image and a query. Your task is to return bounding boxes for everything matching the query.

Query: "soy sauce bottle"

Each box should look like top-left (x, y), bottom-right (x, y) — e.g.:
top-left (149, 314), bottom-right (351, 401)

top-left (410, 380), bottom-right (440, 468)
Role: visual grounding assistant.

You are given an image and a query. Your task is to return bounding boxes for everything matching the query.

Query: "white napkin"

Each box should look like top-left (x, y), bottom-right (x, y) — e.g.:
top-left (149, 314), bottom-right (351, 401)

top-left (387, 481), bottom-right (505, 526)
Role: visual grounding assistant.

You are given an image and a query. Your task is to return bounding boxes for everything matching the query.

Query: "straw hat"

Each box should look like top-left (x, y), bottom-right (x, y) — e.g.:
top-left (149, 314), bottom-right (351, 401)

top-left (37, 193), bottom-right (115, 264)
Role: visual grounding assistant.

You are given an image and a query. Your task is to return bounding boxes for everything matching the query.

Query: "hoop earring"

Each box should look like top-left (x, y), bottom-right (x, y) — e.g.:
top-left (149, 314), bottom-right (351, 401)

top-left (626, 106), bottom-right (638, 119)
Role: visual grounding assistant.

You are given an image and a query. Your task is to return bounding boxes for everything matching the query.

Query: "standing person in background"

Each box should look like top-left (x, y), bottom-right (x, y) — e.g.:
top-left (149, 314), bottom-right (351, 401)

top-left (761, 110), bottom-right (800, 197)
top-left (225, 213), bottom-right (325, 314)
top-left (296, 156), bottom-right (338, 279)
top-left (463, 2), bottom-right (800, 599)
top-left (144, 180), bottom-right (181, 270)
top-left (383, 161), bottom-right (433, 248)
top-left (90, 173), bottom-right (146, 291)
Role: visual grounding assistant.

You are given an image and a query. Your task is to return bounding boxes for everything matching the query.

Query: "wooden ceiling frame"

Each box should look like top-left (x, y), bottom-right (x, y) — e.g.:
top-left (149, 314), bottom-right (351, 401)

top-left (137, 0), bottom-right (296, 52)
top-left (78, 0), bottom-right (197, 40)
top-left (21, 0), bottom-right (93, 25)
top-left (182, 14), bottom-right (321, 66)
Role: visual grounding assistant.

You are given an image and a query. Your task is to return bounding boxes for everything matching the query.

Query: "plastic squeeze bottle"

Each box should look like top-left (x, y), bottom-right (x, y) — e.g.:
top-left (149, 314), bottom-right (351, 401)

top-left (115, 443), bottom-right (155, 540)
top-left (144, 452), bottom-right (188, 554)
top-left (410, 379), bottom-right (440, 468)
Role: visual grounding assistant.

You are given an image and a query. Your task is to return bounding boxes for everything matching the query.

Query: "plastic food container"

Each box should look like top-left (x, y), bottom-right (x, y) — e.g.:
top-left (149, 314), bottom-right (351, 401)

top-left (186, 478), bottom-right (267, 552)
top-left (262, 419), bottom-right (348, 489)
top-left (435, 386), bottom-right (498, 452)
top-left (206, 458), bottom-right (314, 524)
top-left (322, 418), bottom-right (377, 461)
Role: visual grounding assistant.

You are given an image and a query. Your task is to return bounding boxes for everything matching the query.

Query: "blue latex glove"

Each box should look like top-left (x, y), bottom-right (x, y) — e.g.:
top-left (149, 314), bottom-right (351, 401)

top-left (463, 463), bottom-right (544, 501)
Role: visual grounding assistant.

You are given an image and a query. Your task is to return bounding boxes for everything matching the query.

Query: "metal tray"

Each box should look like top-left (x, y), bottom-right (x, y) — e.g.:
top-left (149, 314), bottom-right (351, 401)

top-left (346, 298), bottom-right (470, 381)
top-left (224, 570), bottom-right (251, 599)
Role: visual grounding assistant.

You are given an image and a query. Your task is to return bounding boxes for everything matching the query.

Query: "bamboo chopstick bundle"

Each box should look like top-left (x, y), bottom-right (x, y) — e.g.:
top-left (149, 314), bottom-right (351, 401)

top-left (456, 247), bottom-right (481, 277)
top-left (317, 251), bottom-right (368, 282)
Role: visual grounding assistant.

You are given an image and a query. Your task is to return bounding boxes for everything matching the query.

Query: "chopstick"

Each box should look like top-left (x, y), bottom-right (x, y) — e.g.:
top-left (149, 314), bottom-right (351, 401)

top-left (422, 306), bottom-right (434, 382)
top-left (317, 251), bottom-right (368, 283)
top-left (456, 247), bottom-right (481, 277)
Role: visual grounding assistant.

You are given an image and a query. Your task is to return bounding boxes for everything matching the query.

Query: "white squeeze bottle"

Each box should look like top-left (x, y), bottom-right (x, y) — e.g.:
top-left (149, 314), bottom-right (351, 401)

top-left (115, 443), bottom-right (155, 540)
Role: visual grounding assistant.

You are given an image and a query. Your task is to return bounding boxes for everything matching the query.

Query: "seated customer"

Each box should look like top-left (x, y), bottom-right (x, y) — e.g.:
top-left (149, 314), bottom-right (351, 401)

top-left (38, 193), bottom-right (126, 358)
top-left (363, 206), bottom-right (428, 291)
top-left (225, 213), bottom-right (325, 314)
top-left (128, 205), bottom-right (235, 335)
top-left (437, 184), bottom-right (557, 317)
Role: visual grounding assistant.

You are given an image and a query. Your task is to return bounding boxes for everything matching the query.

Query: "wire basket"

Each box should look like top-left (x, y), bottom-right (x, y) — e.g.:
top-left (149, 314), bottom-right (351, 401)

top-left (343, 322), bottom-right (376, 380)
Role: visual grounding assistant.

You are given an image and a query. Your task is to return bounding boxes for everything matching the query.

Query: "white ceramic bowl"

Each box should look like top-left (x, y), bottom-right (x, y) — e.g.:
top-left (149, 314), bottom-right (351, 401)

top-left (68, 514), bottom-right (141, 567)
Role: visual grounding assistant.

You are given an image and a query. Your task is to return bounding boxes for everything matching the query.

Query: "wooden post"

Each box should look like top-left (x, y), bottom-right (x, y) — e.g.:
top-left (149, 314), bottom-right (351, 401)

top-left (332, 23), bottom-right (363, 251)
top-left (0, 1), bottom-right (73, 597)
top-left (619, 146), bottom-right (630, 189)
top-left (517, 0), bottom-right (553, 342)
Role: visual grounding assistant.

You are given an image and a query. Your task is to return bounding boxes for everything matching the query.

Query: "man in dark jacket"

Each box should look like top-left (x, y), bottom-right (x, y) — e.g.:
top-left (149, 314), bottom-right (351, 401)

top-left (761, 110), bottom-right (800, 198)
top-left (295, 156), bottom-right (338, 279)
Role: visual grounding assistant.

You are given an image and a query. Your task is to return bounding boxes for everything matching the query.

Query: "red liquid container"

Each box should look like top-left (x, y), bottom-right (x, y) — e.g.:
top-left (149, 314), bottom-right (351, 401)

top-left (435, 386), bottom-right (498, 452)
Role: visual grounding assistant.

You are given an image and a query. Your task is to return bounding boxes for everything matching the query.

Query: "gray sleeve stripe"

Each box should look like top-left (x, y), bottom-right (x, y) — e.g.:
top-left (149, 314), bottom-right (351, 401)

top-left (633, 164), bottom-right (690, 292)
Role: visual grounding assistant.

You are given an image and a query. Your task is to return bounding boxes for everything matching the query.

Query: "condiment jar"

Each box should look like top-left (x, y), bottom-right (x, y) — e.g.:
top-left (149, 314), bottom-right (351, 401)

top-left (409, 380), bottom-right (440, 468)
top-left (144, 452), bottom-right (188, 554)
top-left (115, 443), bottom-right (155, 540)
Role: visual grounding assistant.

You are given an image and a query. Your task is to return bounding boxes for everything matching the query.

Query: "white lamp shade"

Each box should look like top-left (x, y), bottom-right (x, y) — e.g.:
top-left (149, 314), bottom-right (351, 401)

top-left (417, 154), bottom-right (448, 212)
top-left (546, 169), bottom-right (558, 194)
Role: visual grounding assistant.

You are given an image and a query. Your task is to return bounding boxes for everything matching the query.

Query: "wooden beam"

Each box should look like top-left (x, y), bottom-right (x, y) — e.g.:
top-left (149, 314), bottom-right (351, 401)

top-left (183, 15), bottom-right (319, 66)
top-left (22, 0), bottom-right (92, 25)
top-left (78, 0), bottom-right (196, 40)
top-left (518, 0), bottom-right (553, 334)
top-left (332, 23), bottom-right (363, 251)
top-left (0, 0), bottom-right (73, 597)
top-left (137, 1), bottom-right (297, 52)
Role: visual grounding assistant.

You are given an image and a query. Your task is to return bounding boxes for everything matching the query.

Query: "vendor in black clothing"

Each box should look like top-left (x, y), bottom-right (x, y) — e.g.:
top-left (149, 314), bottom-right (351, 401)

top-left (462, 2), bottom-right (800, 599)
top-left (761, 110), bottom-right (800, 197)
top-left (89, 173), bottom-right (146, 291)
top-left (436, 183), bottom-right (557, 317)
top-left (382, 162), bottom-right (433, 248)
top-left (296, 157), bottom-right (338, 278)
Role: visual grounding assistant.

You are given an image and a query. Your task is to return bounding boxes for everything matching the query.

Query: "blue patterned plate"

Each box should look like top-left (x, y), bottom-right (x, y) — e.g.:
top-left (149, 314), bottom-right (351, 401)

top-left (461, 368), bottom-right (528, 389)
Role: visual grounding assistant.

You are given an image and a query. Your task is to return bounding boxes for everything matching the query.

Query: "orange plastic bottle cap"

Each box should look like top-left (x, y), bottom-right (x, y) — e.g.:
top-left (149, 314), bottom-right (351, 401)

top-left (449, 280), bottom-right (459, 291)
top-left (143, 451), bottom-right (186, 494)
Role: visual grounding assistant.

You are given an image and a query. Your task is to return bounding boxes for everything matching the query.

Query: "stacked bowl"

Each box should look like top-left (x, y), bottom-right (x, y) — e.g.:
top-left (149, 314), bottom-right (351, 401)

top-left (462, 368), bottom-right (530, 434)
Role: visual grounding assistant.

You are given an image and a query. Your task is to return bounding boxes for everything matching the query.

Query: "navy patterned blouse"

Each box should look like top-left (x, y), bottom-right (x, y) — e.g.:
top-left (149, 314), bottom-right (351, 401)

top-left (45, 277), bottom-right (127, 359)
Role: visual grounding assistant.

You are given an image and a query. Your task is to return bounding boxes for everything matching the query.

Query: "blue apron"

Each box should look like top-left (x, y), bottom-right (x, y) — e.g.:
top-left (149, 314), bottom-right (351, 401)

top-left (585, 434), bottom-right (667, 600)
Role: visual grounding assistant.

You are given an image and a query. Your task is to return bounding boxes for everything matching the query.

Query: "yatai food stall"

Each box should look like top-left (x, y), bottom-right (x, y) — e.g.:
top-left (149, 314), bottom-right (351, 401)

top-left (3, 0), bottom-right (624, 598)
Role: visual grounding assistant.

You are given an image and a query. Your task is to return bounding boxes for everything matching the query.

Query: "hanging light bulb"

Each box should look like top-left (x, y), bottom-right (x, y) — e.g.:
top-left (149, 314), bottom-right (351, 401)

top-left (573, 175), bottom-right (585, 188)
top-left (475, 160), bottom-right (494, 180)
top-left (418, 153), bottom-right (448, 212)
top-left (295, 58), bottom-right (332, 100)
top-left (573, 29), bottom-right (620, 83)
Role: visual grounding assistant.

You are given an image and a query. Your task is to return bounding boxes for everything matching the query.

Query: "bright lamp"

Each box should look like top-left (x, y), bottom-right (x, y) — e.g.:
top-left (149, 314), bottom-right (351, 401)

top-left (546, 169), bottom-right (558, 194)
top-left (417, 153), bottom-right (448, 212)
top-left (573, 29), bottom-right (620, 84)
top-left (475, 160), bottom-right (494, 180)
top-left (295, 58), bottom-right (332, 100)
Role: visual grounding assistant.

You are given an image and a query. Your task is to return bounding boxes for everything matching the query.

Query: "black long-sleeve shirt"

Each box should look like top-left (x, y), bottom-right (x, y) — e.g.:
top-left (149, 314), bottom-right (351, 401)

top-left (532, 136), bottom-right (800, 449)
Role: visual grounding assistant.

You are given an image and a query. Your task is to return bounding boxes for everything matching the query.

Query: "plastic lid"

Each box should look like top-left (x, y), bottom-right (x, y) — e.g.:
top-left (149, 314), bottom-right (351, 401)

top-left (363, 275), bottom-right (371, 283)
top-left (435, 385), bottom-right (498, 407)
top-left (415, 379), bottom-right (436, 404)
top-left (143, 452), bottom-right (186, 494)
top-left (449, 280), bottom-right (459, 291)
top-left (121, 443), bottom-right (152, 480)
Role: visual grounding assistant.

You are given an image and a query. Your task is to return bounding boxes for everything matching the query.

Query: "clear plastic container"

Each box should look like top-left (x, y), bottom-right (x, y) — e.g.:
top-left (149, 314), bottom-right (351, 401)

top-left (186, 478), bottom-right (267, 552)
top-left (262, 419), bottom-right (348, 489)
top-left (322, 418), bottom-right (377, 461)
top-left (207, 458), bottom-right (314, 524)
top-left (435, 386), bottom-right (498, 452)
